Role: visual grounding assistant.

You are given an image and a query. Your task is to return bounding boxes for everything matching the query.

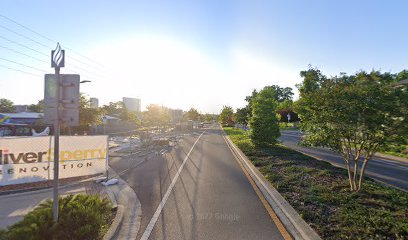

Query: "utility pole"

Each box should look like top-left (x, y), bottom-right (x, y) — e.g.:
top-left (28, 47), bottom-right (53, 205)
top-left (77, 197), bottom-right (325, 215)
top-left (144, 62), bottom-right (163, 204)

top-left (45, 43), bottom-right (79, 222)
top-left (51, 43), bottom-right (64, 222)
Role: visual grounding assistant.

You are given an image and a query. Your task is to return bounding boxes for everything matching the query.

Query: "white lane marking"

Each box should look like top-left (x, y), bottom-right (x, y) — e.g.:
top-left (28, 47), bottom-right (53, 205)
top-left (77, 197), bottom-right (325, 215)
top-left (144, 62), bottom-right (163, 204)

top-left (140, 131), bottom-right (205, 240)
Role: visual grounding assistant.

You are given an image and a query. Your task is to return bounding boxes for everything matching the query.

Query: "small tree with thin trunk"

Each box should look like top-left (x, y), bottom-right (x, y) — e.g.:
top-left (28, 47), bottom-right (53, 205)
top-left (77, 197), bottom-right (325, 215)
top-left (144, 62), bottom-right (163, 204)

top-left (296, 68), bottom-right (407, 191)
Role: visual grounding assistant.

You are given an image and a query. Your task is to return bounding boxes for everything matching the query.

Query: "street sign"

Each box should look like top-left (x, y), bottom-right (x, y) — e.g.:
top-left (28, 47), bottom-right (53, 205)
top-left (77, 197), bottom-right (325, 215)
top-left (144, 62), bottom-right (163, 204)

top-left (44, 74), bottom-right (80, 126)
top-left (51, 43), bottom-right (65, 68)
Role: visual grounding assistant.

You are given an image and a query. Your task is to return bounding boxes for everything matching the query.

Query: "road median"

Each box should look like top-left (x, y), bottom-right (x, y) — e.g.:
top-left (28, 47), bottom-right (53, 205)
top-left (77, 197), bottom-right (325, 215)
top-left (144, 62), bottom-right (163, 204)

top-left (222, 127), bottom-right (408, 240)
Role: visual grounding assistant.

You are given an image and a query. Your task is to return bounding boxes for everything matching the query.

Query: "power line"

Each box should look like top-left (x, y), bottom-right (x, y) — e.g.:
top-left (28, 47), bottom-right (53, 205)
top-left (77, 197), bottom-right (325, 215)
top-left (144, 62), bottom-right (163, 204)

top-left (61, 44), bottom-right (106, 69)
top-left (0, 13), bottom-right (107, 70)
top-left (0, 64), bottom-right (42, 77)
top-left (0, 57), bottom-right (46, 72)
top-left (0, 35), bottom-right (102, 75)
top-left (0, 35), bottom-right (49, 57)
top-left (0, 13), bottom-right (55, 43)
top-left (0, 44), bottom-right (48, 63)
top-left (0, 24), bottom-right (51, 49)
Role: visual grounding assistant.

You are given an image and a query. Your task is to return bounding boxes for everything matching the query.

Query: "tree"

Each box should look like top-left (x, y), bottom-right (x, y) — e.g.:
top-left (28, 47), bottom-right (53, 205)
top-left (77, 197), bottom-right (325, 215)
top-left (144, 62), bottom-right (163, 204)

top-left (249, 86), bottom-right (280, 146)
top-left (120, 108), bottom-right (141, 126)
top-left (101, 101), bottom-right (124, 116)
top-left (28, 100), bottom-right (44, 112)
top-left (74, 94), bottom-right (104, 133)
top-left (143, 104), bottom-right (170, 126)
top-left (297, 65), bottom-right (327, 97)
top-left (219, 106), bottom-right (235, 126)
top-left (296, 69), bottom-right (407, 191)
top-left (235, 107), bottom-right (249, 125)
top-left (184, 108), bottom-right (200, 121)
top-left (244, 89), bottom-right (258, 121)
top-left (0, 98), bottom-right (15, 113)
top-left (276, 100), bottom-right (299, 123)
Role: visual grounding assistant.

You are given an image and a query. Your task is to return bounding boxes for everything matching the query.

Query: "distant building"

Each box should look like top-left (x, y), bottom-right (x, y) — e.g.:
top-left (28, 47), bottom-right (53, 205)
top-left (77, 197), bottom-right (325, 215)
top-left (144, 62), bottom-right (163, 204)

top-left (169, 109), bottom-right (184, 122)
top-left (0, 112), bottom-right (43, 125)
top-left (14, 105), bottom-right (28, 113)
top-left (90, 98), bottom-right (99, 108)
top-left (123, 97), bottom-right (141, 112)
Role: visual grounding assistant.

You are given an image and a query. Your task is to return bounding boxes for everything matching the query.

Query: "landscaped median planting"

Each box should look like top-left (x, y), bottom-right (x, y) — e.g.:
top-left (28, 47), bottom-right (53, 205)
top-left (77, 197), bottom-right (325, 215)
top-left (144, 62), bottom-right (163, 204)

top-left (0, 194), bottom-right (115, 240)
top-left (224, 127), bottom-right (408, 240)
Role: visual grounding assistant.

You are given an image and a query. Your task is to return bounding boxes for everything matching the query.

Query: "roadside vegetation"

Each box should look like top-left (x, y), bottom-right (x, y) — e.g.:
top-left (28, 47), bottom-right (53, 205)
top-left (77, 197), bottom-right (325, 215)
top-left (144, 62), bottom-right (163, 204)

top-left (224, 127), bottom-right (408, 240)
top-left (0, 194), bottom-right (114, 240)
top-left (279, 122), bottom-right (298, 130)
top-left (295, 68), bottom-right (408, 191)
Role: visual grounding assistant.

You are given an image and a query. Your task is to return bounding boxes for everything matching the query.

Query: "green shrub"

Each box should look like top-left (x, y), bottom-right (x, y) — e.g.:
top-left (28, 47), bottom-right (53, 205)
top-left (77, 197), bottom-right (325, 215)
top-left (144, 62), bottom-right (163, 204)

top-left (248, 86), bottom-right (280, 146)
top-left (0, 194), bottom-right (112, 240)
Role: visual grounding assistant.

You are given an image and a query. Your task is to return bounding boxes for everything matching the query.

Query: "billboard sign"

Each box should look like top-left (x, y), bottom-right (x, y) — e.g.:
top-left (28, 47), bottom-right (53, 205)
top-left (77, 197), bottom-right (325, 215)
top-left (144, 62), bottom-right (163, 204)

top-left (0, 135), bottom-right (107, 186)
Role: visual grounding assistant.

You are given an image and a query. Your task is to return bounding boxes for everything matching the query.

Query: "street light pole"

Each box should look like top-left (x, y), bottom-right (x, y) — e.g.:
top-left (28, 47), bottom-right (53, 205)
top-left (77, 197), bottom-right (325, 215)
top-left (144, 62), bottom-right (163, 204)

top-left (52, 66), bottom-right (60, 222)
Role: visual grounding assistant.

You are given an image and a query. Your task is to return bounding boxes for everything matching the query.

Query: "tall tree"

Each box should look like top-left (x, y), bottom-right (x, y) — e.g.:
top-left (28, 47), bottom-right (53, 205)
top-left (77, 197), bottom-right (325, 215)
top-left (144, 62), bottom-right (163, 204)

top-left (0, 98), bottom-right (15, 113)
top-left (219, 106), bottom-right (235, 126)
top-left (244, 89), bottom-right (258, 121)
top-left (184, 108), bottom-right (200, 121)
top-left (120, 108), bottom-right (140, 126)
top-left (143, 104), bottom-right (170, 126)
top-left (101, 101), bottom-right (124, 116)
top-left (249, 86), bottom-right (280, 146)
top-left (296, 69), bottom-right (407, 191)
top-left (28, 100), bottom-right (44, 112)
top-left (75, 94), bottom-right (103, 132)
top-left (235, 107), bottom-right (249, 125)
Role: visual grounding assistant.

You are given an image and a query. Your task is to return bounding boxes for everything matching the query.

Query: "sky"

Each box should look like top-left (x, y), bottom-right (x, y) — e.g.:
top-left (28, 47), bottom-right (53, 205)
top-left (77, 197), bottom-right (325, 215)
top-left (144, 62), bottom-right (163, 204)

top-left (1, 0), bottom-right (407, 113)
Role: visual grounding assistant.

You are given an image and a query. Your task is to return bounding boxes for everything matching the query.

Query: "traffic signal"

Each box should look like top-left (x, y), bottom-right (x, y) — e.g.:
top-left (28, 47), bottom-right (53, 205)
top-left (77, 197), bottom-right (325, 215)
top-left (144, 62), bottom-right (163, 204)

top-left (44, 74), bottom-right (80, 126)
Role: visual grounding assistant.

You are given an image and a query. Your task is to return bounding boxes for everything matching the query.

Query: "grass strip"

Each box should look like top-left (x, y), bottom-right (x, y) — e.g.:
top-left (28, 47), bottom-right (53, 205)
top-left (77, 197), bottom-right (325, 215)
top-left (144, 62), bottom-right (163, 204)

top-left (224, 127), bottom-right (408, 240)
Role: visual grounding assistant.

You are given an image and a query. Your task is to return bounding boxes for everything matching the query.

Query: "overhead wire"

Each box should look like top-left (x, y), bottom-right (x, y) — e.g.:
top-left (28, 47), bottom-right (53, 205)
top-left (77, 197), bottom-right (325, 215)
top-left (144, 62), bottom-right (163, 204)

top-left (0, 44), bottom-right (48, 63)
top-left (0, 64), bottom-right (42, 77)
top-left (0, 35), bottom-right (49, 57)
top-left (0, 13), bottom-right (108, 71)
top-left (0, 57), bottom-right (46, 72)
top-left (0, 24), bottom-right (51, 49)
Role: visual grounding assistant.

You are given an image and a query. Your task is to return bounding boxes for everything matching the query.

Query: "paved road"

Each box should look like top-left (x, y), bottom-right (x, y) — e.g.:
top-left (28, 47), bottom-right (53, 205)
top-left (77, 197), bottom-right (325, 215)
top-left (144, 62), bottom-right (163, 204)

top-left (110, 124), bottom-right (288, 240)
top-left (279, 130), bottom-right (408, 191)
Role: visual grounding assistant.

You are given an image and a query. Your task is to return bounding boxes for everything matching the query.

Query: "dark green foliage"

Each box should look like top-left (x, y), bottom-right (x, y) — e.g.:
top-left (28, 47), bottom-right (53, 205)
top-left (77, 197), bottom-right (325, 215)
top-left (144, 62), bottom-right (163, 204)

top-left (249, 86), bottom-right (280, 146)
top-left (0, 194), bottom-right (112, 240)
top-left (224, 127), bottom-right (408, 240)
top-left (0, 99), bottom-right (15, 113)
top-left (219, 105), bottom-right (235, 126)
top-left (295, 67), bottom-right (408, 191)
top-left (235, 107), bottom-right (249, 125)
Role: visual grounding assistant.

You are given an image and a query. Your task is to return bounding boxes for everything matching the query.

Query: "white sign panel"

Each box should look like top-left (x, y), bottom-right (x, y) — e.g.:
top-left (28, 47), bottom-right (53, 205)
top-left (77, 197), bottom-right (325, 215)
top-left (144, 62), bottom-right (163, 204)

top-left (0, 135), bottom-right (107, 186)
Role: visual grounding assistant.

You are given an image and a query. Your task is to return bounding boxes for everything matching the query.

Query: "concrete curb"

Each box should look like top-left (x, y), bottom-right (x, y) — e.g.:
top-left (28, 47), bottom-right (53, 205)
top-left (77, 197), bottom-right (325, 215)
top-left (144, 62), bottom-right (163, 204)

top-left (102, 167), bottom-right (141, 240)
top-left (222, 133), bottom-right (322, 240)
top-left (103, 205), bottom-right (124, 240)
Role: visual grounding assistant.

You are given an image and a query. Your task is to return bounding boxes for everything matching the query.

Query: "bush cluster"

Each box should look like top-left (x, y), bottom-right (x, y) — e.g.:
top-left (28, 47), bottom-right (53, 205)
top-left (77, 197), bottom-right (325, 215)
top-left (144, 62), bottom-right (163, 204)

top-left (0, 194), bottom-right (113, 240)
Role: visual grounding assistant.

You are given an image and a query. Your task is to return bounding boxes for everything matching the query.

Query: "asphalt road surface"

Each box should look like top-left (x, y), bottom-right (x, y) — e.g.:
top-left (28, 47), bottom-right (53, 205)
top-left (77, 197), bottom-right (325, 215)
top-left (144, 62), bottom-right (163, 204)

top-left (110, 124), bottom-right (289, 240)
top-left (279, 130), bottom-right (408, 191)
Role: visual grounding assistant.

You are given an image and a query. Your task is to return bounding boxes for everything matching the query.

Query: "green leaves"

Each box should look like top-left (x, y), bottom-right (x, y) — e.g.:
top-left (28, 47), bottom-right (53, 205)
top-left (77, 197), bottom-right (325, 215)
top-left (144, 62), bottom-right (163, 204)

top-left (296, 68), bottom-right (408, 191)
top-left (219, 105), bottom-right (234, 126)
top-left (249, 86), bottom-right (280, 146)
top-left (0, 194), bottom-right (112, 240)
top-left (0, 98), bottom-right (15, 113)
